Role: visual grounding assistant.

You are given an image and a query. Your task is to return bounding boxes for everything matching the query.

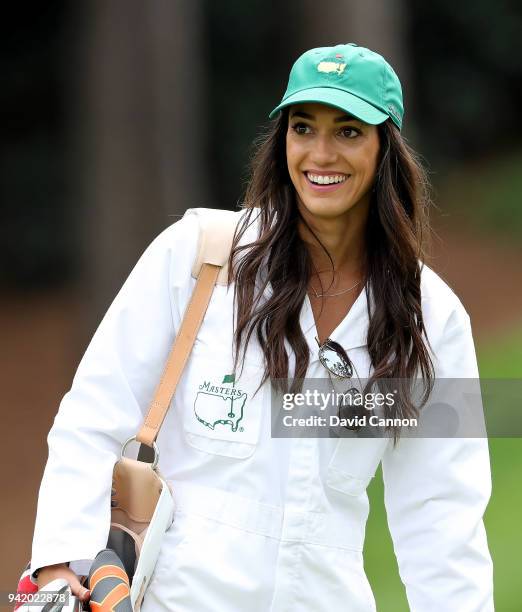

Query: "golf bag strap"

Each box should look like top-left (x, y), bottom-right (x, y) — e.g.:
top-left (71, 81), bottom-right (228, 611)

top-left (136, 208), bottom-right (240, 447)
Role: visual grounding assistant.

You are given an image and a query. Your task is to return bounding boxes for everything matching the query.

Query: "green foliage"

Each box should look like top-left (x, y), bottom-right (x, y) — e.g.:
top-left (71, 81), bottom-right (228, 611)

top-left (476, 326), bottom-right (522, 378)
top-left (364, 467), bottom-right (409, 610)
top-left (483, 438), bottom-right (522, 610)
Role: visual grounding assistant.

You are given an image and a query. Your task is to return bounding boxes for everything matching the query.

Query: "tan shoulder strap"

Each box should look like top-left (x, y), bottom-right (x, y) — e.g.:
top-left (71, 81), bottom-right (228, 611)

top-left (189, 207), bottom-right (240, 285)
top-left (136, 208), bottom-right (242, 447)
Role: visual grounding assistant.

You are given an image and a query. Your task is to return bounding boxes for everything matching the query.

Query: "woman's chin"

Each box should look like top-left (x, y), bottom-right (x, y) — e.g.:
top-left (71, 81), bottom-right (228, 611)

top-left (299, 197), bottom-right (354, 219)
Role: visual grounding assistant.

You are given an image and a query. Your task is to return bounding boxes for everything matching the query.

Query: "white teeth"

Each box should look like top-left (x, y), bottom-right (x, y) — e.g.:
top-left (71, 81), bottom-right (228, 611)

top-left (306, 172), bottom-right (348, 185)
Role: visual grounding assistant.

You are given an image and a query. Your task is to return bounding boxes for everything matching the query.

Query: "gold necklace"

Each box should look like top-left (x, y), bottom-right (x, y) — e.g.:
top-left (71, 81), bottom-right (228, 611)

top-left (309, 279), bottom-right (361, 298)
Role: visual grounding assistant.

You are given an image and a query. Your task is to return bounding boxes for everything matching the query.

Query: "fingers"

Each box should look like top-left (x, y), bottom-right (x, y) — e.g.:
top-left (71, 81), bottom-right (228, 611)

top-left (36, 564), bottom-right (90, 602)
top-left (69, 576), bottom-right (90, 602)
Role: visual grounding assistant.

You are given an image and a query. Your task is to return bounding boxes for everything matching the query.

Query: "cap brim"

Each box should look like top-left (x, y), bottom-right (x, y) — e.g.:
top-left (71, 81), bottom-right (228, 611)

top-left (268, 87), bottom-right (388, 124)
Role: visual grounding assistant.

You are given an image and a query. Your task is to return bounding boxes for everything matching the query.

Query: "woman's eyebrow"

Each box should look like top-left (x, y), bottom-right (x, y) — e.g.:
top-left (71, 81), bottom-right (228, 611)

top-left (289, 110), bottom-right (315, 120)
top-left (289, 110), bottom-right (360, 123)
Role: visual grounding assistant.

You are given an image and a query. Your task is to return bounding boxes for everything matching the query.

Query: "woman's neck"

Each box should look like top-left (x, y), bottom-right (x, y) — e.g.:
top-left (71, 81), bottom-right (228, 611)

top-left (296, 201), bottom-right (368, 277)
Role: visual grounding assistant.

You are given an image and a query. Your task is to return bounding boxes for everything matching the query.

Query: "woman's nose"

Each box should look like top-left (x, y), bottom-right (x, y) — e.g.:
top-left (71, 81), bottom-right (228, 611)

top-left (308, 135), bottom-right (338, 165)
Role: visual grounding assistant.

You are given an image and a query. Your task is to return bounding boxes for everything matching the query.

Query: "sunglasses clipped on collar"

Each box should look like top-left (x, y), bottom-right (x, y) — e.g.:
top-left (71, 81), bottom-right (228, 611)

top-left (316, 337), bottom-right (365, 431)
top-left (317, 337), bottom-right (353, 378)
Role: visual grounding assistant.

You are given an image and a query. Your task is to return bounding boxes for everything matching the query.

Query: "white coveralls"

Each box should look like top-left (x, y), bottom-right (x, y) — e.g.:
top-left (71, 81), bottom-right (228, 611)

top-left (31, 209), bottom-right (494, 611)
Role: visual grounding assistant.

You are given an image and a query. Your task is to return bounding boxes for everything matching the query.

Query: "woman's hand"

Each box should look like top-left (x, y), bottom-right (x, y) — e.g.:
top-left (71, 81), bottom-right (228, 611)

top-left (36, 563), bottom-right (91, 602)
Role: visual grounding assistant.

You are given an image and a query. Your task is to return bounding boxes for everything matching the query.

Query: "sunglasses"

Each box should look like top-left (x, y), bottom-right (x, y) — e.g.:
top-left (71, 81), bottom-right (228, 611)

top-left (317, 337), bottom-right (353, 378)
top-left (317, 337), bottom-right (365, 431)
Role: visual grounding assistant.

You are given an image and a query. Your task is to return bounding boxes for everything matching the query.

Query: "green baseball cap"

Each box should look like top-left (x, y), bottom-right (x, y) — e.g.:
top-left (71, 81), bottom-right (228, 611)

top-left (269, 43), bottom-right (404, 130)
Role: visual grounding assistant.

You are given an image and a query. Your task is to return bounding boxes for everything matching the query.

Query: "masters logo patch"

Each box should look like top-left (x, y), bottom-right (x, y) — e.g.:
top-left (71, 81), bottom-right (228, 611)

top-left (317, 61), bottom-right (347, 76)
top-left (194, 373), bottom-right (248, 432)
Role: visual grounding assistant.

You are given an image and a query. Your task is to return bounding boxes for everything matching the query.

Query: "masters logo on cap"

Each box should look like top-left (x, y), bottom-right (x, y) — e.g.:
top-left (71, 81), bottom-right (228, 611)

top-left (317, 61), bottom-right (347, 75)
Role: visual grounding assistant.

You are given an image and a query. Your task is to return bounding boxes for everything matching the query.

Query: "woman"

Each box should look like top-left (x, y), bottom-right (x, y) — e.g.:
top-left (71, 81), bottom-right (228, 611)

top-left (31, 43), bottom-right (493, 611)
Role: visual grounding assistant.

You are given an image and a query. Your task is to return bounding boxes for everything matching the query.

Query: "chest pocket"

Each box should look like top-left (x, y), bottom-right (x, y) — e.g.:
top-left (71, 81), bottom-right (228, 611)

top-left (326, 436), bottom-right (389, 496)
top-left (177, 351), bottom-right (267, 459)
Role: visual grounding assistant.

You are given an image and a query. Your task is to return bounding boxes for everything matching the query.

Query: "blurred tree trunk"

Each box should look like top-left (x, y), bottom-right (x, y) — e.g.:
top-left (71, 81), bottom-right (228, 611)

top-left (78, 0), bottom-right (209, 334)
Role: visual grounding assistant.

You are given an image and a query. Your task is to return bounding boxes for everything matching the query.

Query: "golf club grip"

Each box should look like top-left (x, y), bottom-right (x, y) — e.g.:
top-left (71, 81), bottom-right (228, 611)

top-left (88, 549), bottom-right (132, 611)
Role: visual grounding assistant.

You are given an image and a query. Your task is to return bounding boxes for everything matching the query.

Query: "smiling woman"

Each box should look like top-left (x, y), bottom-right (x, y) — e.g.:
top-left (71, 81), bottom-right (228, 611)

top-left (287, 105), bottom-right (379, 211)
top-left (29, 43), bottom-right (493, 612)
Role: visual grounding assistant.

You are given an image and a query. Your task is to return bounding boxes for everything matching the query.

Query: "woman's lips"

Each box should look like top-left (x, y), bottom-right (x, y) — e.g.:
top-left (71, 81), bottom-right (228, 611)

top-left (303, 172), bottom-right (350, 193)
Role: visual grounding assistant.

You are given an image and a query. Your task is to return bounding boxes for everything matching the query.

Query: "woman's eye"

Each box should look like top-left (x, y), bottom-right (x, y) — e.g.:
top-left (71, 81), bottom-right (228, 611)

top-left (291, 123), bottom-right (311, 135)
top-left (339, 126), bottom-right (360, 138)
top-left (290, 123), bottom-right (360, 138)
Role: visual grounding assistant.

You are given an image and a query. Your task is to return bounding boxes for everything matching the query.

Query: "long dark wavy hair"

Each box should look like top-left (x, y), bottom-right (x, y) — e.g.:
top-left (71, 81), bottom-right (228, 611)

top-left (227, 107), bottom-right (435, 441)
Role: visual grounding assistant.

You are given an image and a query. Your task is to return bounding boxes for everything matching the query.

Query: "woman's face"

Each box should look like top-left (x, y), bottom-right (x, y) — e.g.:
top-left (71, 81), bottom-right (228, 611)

top-left (286, 102), bottom-right (380, 220)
